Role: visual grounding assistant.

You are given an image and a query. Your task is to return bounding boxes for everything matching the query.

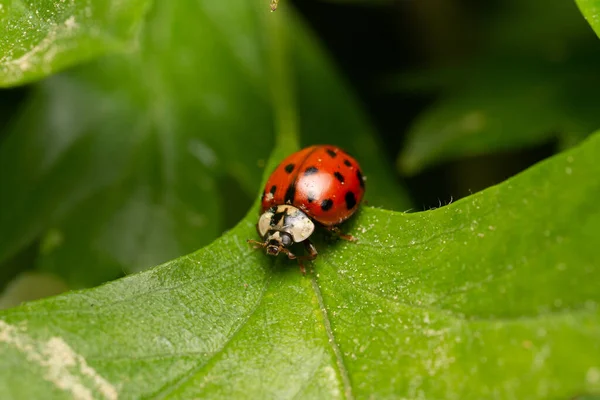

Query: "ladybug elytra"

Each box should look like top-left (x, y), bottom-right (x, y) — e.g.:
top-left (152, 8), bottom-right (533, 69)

top-left (248, 145), bottom-right (365, 273)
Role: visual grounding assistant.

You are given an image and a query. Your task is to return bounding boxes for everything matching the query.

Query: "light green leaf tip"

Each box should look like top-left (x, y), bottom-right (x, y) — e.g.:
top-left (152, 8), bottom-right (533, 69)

top-left (576, 0), bottom-right (600, 39)
top-left (1, 128), bottom-right (599, 398)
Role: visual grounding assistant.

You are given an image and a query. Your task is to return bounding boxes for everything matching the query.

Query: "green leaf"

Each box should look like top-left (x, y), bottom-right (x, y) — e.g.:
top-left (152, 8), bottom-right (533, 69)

top-left (576, 0), bottom-right (600, 40)
top-left (0, 0), bottom-right (150, 87)
top-left (1, 129), bottom-right (599, 398)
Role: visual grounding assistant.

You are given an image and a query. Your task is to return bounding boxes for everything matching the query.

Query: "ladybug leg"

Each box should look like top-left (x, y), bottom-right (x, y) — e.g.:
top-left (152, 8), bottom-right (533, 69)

top-left (297, 261), bottom-right (307, 276)
top-left (280, 241), bottom-right (318, 275)
top-left (279, 247), bottom-right (304, 274)
top-left (325, 226), bottom-right (356, 242)
top-left (297, 240), bottom-right (318, 275)
top-left (303, 240), bottom-right (318, 261)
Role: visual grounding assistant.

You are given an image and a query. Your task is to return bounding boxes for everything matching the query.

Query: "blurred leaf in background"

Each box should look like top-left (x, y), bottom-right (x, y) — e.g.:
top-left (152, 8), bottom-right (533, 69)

top-left (0, 0), bottom-right (410, 291)
top-left (394, 0), bottom-right (600, 175)
top-left (0, 0), bottom-right (274, 289)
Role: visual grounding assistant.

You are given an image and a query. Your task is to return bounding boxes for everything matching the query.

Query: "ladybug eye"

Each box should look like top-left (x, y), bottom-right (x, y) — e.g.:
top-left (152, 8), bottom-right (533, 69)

top-left (281, 233), bottom-right (292, 247)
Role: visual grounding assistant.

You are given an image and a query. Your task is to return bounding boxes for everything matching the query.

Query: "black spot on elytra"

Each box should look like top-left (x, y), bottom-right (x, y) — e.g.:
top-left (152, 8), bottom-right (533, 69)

top-left (284, 184), bottom-right (296, 204)
top-left (334, 171), bottom-right (345, 183)
top-left (284, 163), bottom-right (295, 173)
top-left (343, 159), bottom-right (352, 167)
top-left (345, 191), bottom-right (357, 210)
top-left (321, 199), bottom-right (333, 211)
top-left (326, 149), bottom-right (337, 158)
top-left (261, 191), bottom-right (266, 201)
top-left (356, 169), bottom-right (365, 189)
top-left (304, 166), bottom-right (318, 175)
top-left (270, 185), bottom-right (277, 195)
top-left (307, 191), bottom-right (317, 203)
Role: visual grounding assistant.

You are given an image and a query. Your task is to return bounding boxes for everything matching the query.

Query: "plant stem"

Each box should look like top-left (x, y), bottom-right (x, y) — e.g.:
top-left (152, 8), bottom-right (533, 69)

top-left (266, 4), bottom-right (300, 152)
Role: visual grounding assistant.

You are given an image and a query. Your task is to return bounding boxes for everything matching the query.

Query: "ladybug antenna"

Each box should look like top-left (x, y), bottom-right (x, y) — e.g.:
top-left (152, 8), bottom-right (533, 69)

top-left (247, 239), bottom-right (266, 250)
top-left (247, 239), bottom-right (282, 256)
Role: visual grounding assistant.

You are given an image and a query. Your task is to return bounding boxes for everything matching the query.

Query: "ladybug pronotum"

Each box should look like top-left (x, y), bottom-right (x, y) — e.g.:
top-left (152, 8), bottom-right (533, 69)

top-left (248, 145), bottom-right (366, 273)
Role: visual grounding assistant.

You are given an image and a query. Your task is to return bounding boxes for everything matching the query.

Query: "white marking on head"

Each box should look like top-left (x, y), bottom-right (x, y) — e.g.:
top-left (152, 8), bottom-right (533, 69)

top-left (257, 205), bottom-right (315, 243)
top-left (258, 209), bottom-right (274, 238)
top-left (286, 209), bottom-right (315, 242)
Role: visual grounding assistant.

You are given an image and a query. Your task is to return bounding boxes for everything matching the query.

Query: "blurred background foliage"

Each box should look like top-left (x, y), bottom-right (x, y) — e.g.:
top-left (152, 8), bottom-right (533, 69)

top-left (0, 0), bottom-right (599, 306)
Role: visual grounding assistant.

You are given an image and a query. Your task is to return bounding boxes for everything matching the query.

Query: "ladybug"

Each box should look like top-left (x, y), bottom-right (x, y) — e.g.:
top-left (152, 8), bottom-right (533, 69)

top-left (248, 145), bottom-right (365, 273)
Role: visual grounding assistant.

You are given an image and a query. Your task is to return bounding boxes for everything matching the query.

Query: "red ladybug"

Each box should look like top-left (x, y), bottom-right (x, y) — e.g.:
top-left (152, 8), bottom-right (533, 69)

top-left (248, 145), bottom-right (365, 273)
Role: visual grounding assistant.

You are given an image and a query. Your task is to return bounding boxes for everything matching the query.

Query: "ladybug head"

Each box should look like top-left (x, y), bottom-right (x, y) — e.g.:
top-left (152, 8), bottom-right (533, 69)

top-left (250, 205), bottom-right (315, 258)
top-left (247, 230), bottom-right (293, 258)
top-left (265, 231), bottom-right (293, 256)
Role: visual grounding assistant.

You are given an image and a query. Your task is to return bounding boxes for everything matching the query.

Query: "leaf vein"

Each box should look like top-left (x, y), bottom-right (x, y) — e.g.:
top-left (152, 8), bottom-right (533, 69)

top-left (310, 274), bottom-right (354, 400)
